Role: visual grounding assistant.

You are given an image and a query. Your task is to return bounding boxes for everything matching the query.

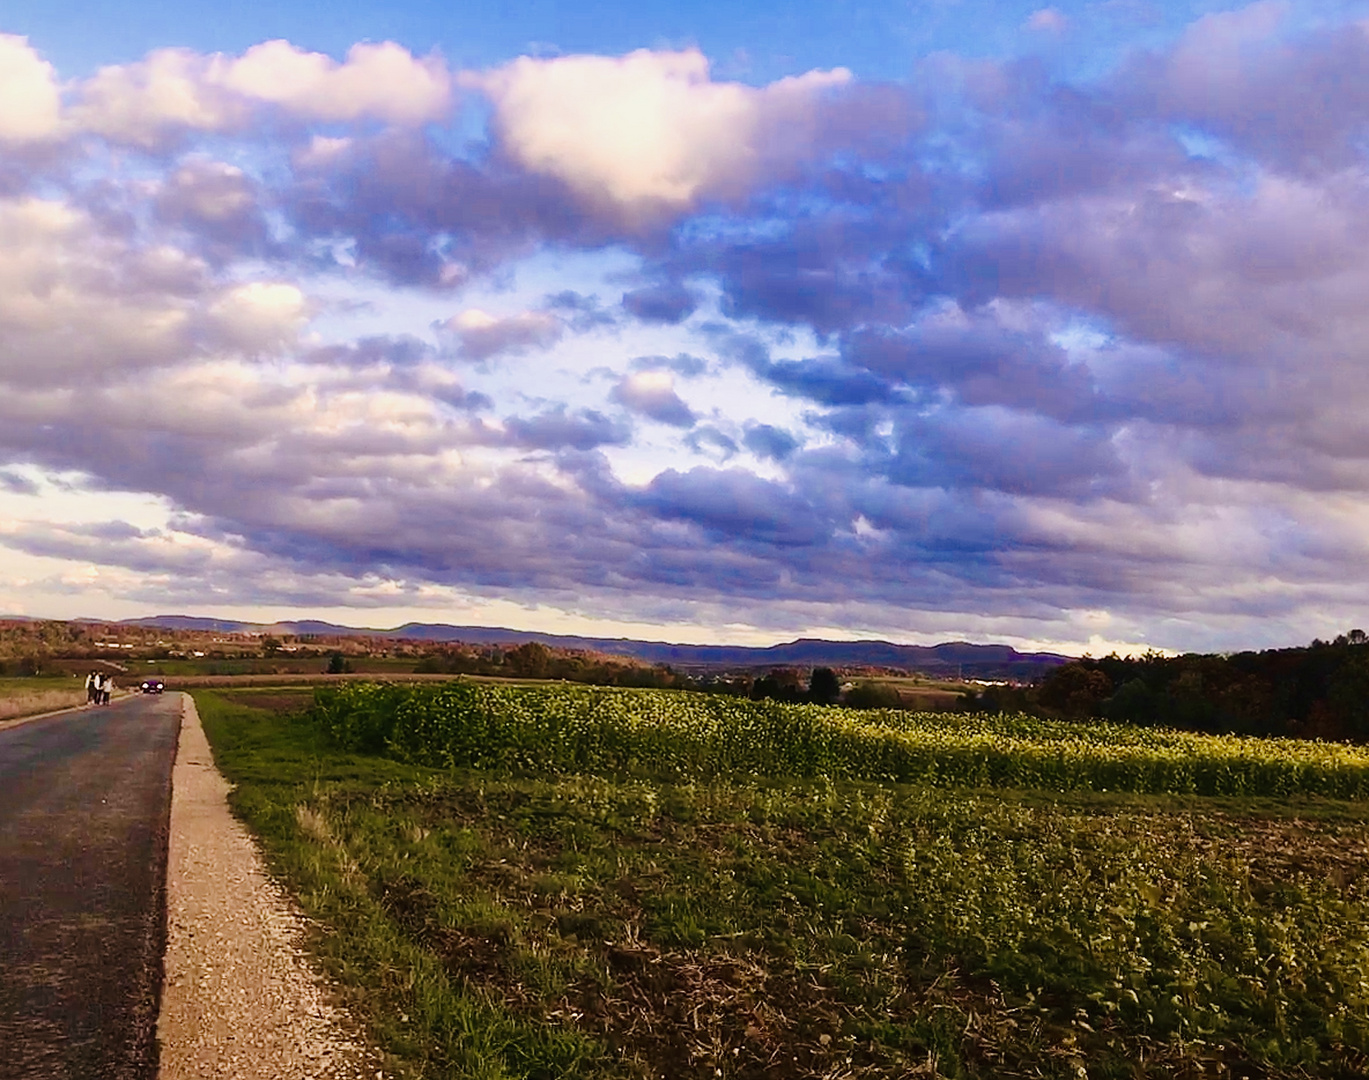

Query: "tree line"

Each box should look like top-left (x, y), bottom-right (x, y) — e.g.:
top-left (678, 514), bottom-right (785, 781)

top-left (412, 642), bottom-right (847, 703)
top-left (963, 631), bottom-right (1369, 741)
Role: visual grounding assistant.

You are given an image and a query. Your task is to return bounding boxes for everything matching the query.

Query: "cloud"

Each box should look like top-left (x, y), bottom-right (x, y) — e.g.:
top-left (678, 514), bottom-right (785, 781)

top-left (883, 406), bottom-right (1128, 499)
top-left (70, 39), bottom-right (452, 146)
top-left (71, 49), bottom-right (243, 145)
top-left (0, 195), bottom-right (203, 386)
top-left (154, 158), bottom-right (269, 257)
top-left (0, 36), bottom-right (61, 143)
top-left (610, 371), bottom-right (697, 427)
top-left (7, 15), bottom-right (1369, 652)
top-left (0, 469), bottom-right (39, 495)
top-left (685, 425), bottom-right (739, 460)
top-left (630, 353), bottom-right (708, 378)
top-left (1024, 8), bottom-right (1069, 33)
top-left (219, 40), bottom-right (451, 125)
top-left (1123, 3), bottom-right (1369, 173)
top-left (443, 308), bottom-right (563, 361)
top-left (208, 281), bottom-right (310, 353)
top-left (621, 283), bottom-right (699, 323)
top-left (478, 48), bottom-right (850, 218)
top-left (543, 290), bottom-right (618, 330)
top-left (284, 129), bottom-right (601, 285)
top-left (503, 407), bottom-right (631, 450)
top-left (639, 467), bottom-right (829, 548)
top-left (751, 351), bottom-right (898, 406)
top-left (743, 423), bottom-right (800, 461)
top-left (841, 309), bottom-right (1102, 421)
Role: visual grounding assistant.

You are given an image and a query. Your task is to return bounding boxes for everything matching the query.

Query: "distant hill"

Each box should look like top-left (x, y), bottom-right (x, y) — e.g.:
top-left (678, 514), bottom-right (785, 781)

top-left (115, 615), bottom-right (1070, 679)
top-left (117, 615), bottom-right (254, 634)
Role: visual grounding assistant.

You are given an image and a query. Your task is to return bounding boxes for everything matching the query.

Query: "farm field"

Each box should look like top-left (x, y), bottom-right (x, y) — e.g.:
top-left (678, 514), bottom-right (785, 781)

top-left (132, 655), bottom-right (426, 678)
top-left (849, 675), bottom-right (969, 711)
top-left (312, 681), bottom-right (1369, 798)
top-left (198, 685), bottom-right (1369, 1079)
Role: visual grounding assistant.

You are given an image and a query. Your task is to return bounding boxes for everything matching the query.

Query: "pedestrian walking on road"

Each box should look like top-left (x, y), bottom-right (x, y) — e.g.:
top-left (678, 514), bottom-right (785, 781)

top-left (101, 675), bottom-right (113, 705)
top-left (85, 672), bottom-right (97, 705)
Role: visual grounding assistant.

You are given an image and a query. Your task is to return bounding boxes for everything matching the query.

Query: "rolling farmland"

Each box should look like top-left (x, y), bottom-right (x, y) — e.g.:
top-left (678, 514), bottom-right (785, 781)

top-left (196, 683), bottom-right (1369, 1078)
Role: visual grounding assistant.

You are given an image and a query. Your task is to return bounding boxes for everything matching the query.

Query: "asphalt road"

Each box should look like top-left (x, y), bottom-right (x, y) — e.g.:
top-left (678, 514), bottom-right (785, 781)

top-left (0, 693), bottom-right (181, 1079)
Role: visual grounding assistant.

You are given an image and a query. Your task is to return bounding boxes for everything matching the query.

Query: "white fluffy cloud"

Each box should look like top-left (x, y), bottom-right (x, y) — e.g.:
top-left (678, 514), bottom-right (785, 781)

top-left (208, 282), bottom-right (310, 352)
top-left (479, 48), bottom-right (850, 215)
top-left (70, 39), bottom-right (452, 145)
top-left (0, 35), bottom-right (62, 143)
top-left (219, 40), bottom-right (451, 125)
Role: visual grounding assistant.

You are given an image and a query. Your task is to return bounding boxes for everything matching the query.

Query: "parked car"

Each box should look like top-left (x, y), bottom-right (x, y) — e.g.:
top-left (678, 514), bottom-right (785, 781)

top-left (140, 677), bottom-right (165, 694)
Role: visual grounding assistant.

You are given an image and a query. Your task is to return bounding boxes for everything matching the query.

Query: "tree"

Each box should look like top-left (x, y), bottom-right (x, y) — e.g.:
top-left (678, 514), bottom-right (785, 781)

top-left (507, 641), bottom-right (552, 679)
top-left (808, 667), bottom-right (841, 705)
top-left (844, 682), bottom-right (902, 710)
top-left (1039, 662), bottom-right (1113, 717)
top-left (326, 651), bottom-right (352, 674)
top-left (262, 636), bottom-right (282, 657)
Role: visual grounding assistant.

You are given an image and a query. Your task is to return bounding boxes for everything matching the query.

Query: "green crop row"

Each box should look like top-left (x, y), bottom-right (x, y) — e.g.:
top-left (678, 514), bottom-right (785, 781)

top-left (307, 681), bottom-right (1369, 797)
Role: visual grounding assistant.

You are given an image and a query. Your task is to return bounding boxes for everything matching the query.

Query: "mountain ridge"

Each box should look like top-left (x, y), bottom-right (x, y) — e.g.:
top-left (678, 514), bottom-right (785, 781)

top-left (110, 614), bottom-right (1071, 677)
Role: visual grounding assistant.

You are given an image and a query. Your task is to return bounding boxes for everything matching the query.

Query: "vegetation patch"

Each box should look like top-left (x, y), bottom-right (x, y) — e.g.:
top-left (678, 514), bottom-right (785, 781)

top-left (0, 675), bottom-right (87, 721)
top-left (311, 681), bottom-right (1369, 798)
top-left (199, 690), bottom-right (1369, 1079)
top-left (214, 689), bottom-right (318, 714)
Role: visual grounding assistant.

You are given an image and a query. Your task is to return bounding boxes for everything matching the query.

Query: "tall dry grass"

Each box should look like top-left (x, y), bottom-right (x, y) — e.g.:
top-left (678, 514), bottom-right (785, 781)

top-left (0, 689), bottom-right (87, 722)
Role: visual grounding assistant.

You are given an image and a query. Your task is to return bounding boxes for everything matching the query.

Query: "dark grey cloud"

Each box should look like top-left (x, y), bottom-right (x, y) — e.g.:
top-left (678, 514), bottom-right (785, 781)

top-left (715, 330), bottom-right (898, 405)
top-left (742, 423), bottom-right (800, 461)
top-left (684, 425), bottom-right (739, 460)
top-left (630, 353), bottom-right (709, 378)
top-left (285, 131), bottom-right (620, 286)
top-left (543, 290), bottom-right (618, 330)
top-left (504, 407), bottom-right (631, 451)
top-left (842, 317), bottom-right (1102, 421)
top-left (883, 407), bottom-right (1129, 499)
top-left (622, 283), bottom-right (698, 324)
top-left (638, 468), bottom-right (831, 548)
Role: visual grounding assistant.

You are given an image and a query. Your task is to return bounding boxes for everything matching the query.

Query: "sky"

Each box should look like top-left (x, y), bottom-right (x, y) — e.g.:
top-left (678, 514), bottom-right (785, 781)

top-left (1, 0), bottom-right (1368, 655)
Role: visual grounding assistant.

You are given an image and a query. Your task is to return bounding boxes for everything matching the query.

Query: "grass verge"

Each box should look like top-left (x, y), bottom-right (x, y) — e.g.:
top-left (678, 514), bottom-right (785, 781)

top-left (197, 690), bottom-right (1369, 1079)
top-left (0, 676), bottom-right (87, 721)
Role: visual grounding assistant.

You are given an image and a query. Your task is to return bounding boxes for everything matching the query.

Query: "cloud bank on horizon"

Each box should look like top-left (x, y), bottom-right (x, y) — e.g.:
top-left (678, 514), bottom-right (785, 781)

top-left (1, 1), bottom-right (1368, 654)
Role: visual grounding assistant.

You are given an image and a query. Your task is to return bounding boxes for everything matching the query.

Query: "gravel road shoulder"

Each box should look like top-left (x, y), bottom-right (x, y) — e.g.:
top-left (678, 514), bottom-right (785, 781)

top-left (158, 693), bottom-right (382, 1079)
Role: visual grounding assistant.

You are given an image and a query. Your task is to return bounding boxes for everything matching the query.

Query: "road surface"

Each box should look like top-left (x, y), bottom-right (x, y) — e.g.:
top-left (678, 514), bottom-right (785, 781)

top-left (0, 693), bottom-right (181, 1079)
